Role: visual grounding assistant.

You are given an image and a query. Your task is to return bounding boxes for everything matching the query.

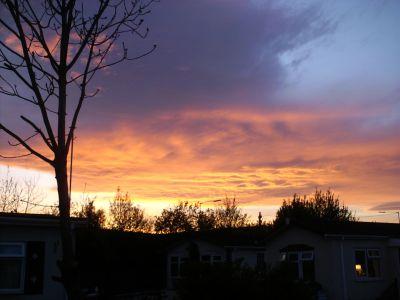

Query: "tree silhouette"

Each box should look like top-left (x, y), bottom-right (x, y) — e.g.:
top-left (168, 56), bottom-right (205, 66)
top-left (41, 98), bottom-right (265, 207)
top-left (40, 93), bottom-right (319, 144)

top-left (0, 1), bottom-right (156, 298)
top-left (214, 197), bottom-right (248, 229)
top-left (154, 198), bottom-right (249, 233)
top-left (274, 189), bottom-right (356, 227)
top-left (197, 208), bottom-right (217, 231)
top-left (74, 199), bottom-right (105, 229)
top-left (154, 201), bottom-right (199, 234)
top-left (108, 187), bottom-right (151, 232)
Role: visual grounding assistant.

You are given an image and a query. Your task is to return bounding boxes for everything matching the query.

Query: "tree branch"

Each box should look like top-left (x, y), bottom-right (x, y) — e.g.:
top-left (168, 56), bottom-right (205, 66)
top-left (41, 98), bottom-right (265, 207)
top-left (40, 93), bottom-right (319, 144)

top-left (0, 123), bottom-right (53, 165)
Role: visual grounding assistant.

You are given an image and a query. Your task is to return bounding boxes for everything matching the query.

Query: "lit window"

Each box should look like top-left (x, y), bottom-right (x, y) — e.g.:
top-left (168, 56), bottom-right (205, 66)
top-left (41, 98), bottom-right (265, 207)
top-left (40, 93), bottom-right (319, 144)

top-left (280, 253), bottom-right (287, 261)
top-left (0, 243), bottom-right (25, 293)
top-left (354, 249), bottom-right (381, 279)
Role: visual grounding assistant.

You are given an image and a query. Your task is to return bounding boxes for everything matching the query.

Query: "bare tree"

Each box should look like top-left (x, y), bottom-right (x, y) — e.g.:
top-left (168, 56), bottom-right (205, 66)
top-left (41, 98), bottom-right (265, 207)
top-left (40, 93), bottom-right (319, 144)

top-left (0, 169), bottom-right (45, 213)
top-left (0, 173), bottom-right (23, 212)
top-left (0, 1), bottom-right (156, 298)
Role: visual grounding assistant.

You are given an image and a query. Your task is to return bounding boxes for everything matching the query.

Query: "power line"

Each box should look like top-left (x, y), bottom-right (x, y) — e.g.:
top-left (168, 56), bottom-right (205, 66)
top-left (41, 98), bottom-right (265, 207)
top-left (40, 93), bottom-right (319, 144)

top-left (18, 199), bottom-right (58, 208)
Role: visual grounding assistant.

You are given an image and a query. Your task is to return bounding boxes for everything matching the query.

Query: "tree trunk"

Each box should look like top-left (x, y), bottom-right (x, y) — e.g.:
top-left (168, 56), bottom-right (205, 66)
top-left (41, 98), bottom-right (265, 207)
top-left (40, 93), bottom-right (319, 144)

top-left (55, 160), bottom-right (81, 300)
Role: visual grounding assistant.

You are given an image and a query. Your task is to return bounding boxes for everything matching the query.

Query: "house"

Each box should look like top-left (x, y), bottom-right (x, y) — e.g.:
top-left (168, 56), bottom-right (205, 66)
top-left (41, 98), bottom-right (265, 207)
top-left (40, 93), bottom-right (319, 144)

top-left (164, 221), bottom-right (400, 300)
top-left (73, 220), bottom-right (400, 299)
top-left (0, 212), bottom-right (86, 300)
top-left (74, 226), bottom-right (270, 298)
top-left (165, 227), bottom-right (268, 291)
top-left (265, 220), bottom-right (400, 300)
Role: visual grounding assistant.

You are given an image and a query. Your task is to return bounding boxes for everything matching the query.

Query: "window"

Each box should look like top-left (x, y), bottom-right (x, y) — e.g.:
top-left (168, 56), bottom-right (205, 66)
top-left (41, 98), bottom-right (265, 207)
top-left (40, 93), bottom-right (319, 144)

top-left (201, 255), bottom-right (211, 263)
top-left (256, 253), bottom-right (266, 270)
top-left (354, 249), bottom-right (381, 279)
top-left (213, 256), bottom-right (222, 264)
top-left (170, 256), bottom-right (179, 277)
top-left (282, 250), bottom-right (315, 281)
top-left (0, 243), bottom-right (25, 293)
top-left (201, 254), bottom-right (222, 264)
top-left (170, 256), bottom-right (190, 278)
top-left (170, 256), bottom-right (189, 277)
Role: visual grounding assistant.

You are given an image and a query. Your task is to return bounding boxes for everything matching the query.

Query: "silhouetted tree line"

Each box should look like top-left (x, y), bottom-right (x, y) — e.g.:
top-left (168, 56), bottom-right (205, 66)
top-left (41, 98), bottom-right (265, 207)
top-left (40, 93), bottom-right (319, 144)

top-left (273, 189), bottom-right (357, 227)
top-left (1, 175), bottom-right (356, 233)
top-left (71, 190), bottom-right (249, 233)
top-left (75, 188), bottom-right (355, 232)
top-left (154, 198), bottom-right (248, 233)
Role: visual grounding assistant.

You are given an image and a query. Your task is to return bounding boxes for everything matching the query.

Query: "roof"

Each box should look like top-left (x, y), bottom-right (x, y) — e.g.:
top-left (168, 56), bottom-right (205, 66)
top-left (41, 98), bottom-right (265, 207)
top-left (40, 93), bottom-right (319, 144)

top-left (268, 220), bottom-right (400, 241)
top-left (0, 212), bottom-right (87, 227)
top-left (161, 226), bottom-right (271, 251)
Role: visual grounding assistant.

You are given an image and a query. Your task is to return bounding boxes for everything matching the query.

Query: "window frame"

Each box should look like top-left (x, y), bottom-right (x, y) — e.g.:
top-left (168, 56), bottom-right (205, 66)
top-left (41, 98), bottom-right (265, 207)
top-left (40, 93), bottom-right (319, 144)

top-left (354, 248), bottom-right (382, 281)
top-left (201, 253), bottom-right (223, 265)
top-left (170, 255), bottom-right (189, 278)
top-left (283, 250), bottom-right (315, 280)
top-left (0, 242), bottom-right (26, 294)
top-left (256, 252), bottom-right (266, 270)
top-left (169, 252), bottom-right (224, 278)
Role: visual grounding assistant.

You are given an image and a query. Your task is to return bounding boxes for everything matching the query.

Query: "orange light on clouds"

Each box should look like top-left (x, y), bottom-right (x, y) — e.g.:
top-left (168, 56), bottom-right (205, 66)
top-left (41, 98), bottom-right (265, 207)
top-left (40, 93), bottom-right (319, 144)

top-left (1, 106), bottom-right (399, 220)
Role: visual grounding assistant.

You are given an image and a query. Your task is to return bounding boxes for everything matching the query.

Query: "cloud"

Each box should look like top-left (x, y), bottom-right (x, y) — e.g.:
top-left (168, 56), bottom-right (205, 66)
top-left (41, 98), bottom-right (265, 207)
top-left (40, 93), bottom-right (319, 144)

top-left (85, 0), bottom-right (332, 116)
top-left (1, 0), bottom-right (399, 219)
top-left (369, 201), bottom-right (400, 211)
top-left (2, 101), bottom-right (398, 210)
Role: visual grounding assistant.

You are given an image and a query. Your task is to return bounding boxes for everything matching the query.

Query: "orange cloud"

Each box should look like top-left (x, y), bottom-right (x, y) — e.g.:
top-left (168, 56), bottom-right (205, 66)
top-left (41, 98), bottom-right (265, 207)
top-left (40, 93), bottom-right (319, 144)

top-left (1, 106), bottom-right (399, 220)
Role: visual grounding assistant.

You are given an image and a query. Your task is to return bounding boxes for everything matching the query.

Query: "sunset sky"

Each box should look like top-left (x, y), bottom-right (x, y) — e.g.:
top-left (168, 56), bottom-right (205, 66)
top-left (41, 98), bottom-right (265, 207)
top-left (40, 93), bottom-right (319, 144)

top-left (1, 0), bottom-right (399, 222)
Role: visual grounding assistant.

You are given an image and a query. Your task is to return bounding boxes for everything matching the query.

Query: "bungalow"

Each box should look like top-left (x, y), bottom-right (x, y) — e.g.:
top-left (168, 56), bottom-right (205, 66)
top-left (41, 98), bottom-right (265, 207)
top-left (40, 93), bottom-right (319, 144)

top-left (165, 227), bottom-right (268, 291)
top-left (165, 221), bottom-right (400, 300)
top-left (265, 220), bottom-right (400, 300)
top-left (0, 212), bottom-right (86, 300)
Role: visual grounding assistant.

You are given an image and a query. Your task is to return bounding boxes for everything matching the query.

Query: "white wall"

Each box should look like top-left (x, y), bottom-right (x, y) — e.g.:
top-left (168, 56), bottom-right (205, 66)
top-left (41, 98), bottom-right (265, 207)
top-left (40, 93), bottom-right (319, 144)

top-left (231, 248), bottom-right (265, 268)
top-left (166, 240), bottom-right (226, 289)
top-left (265, 227), bottom-right (400, 300)
top-left (0, 224), bottom-right (66, 300)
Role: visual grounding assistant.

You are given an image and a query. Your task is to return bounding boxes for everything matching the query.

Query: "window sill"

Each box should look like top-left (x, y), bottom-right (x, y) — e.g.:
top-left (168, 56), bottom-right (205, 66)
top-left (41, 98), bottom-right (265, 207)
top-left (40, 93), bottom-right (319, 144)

top-left (0, 289), bottom-right (24, 294)
top-left (354, 277), bottom-right (383, 282)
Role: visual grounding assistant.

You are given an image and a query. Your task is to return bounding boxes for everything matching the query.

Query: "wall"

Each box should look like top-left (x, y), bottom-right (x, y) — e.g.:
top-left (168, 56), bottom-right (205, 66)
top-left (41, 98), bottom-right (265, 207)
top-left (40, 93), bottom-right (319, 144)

top-left (266, 227), bottom-right (341, 299)
top-left (0, 224), bottom-right (66, 300)
top-left (340, 237), bottom-right (398, 300)
top-left (231, 247), bottom-right (265, 268)
top-left (266, 227), bottom-right (400, 300)
top-left (166, 240), bottom-right (226, 290)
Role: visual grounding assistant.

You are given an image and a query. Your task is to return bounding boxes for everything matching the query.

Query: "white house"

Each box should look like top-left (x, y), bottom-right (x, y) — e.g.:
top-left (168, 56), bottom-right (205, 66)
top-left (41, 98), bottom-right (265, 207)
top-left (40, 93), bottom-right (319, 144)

top-left (0, 212), bottom-right (85, 300)
top-left (165, 228), bottom-right (267, 292)
top-left (266, 221), bottom-right (400, 300)
top-left (165, 221), bottom-right (400, 300)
